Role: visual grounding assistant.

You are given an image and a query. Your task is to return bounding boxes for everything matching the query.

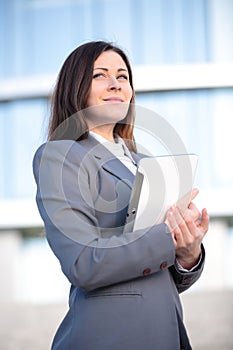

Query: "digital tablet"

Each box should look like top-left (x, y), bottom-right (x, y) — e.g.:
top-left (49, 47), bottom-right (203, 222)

top-left (123, 154), bottom-right (198, 233)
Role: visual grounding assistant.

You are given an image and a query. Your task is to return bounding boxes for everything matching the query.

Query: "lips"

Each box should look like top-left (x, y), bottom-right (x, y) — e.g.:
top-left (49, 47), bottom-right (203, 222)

top-left (103, 97), bottom-right (124, 102)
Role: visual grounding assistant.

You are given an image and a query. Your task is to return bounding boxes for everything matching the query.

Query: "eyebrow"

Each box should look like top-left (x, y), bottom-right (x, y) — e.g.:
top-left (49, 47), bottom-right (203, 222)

top-left (93, 67), bottom-right (128, 72)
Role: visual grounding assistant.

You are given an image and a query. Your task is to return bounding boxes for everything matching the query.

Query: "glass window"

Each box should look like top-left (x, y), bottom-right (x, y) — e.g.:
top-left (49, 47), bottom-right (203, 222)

top-left (136, 88), bottom-right (233, 191)
top-left (0, 99), bottom-right (48, 199)
top-left (2, 0), bottom-right (233, 78)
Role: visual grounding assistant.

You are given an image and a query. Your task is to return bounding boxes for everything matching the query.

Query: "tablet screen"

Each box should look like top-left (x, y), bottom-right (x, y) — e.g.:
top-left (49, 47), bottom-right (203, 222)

top-left (124, 154), bottom-right (198, 232)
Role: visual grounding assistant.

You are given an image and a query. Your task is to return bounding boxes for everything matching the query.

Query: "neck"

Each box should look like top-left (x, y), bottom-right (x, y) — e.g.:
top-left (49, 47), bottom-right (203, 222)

top-left (89, 124), bottom-right (115, 142)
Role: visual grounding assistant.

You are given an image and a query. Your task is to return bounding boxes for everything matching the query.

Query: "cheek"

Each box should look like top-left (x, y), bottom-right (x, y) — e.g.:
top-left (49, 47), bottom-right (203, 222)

top-left (86, 89), bottom-right (97, 107)
top-left (126, 86), bottom-right (133, 101)
top-left (86, 84), bottom-right (104, 107)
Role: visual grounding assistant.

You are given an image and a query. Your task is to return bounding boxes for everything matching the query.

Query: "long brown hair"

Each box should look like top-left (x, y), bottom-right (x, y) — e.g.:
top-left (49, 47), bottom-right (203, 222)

top-left (48, 41), bottom-right (137, 152)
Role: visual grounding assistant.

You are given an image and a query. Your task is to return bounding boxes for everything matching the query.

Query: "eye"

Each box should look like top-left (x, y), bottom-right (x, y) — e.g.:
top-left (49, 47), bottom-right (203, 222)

top-left (117, 74), bottom-right (129, 80)
top-left (93, 73), bottom-right (105, 79)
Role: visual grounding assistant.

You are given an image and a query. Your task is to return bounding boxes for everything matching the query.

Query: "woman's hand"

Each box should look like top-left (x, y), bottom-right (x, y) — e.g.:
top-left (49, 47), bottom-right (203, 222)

top-left (165, 188), bottom-right (209, 270)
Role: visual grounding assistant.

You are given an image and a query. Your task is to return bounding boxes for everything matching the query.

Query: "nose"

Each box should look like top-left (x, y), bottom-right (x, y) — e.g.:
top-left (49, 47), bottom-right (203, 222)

top-left (108, 76), bottom-right (121, 91)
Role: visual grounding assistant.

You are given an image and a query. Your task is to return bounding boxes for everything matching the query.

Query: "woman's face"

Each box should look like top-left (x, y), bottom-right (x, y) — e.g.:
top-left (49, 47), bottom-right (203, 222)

top-left (85, 50), bottom-right (133, 129)
top-left (86, 50), bottom-right (133, 108)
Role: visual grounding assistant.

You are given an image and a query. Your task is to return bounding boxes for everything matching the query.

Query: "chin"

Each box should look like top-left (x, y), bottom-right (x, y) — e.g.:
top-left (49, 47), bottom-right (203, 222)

top-left (85, 103), bottom-right (130, 127)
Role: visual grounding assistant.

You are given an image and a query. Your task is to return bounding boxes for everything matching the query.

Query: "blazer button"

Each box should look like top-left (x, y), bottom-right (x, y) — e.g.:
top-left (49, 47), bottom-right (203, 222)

top-left (183, 276), bottom-right (192, 283)
top-left (143, 268), bottom-right (151, 275)
top-left (160, 261), bottom-right (168, 269)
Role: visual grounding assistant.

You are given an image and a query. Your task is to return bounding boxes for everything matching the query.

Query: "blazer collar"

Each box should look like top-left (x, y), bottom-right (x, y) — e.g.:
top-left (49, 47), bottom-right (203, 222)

top-left (78, 135), bottom-right (136, 189)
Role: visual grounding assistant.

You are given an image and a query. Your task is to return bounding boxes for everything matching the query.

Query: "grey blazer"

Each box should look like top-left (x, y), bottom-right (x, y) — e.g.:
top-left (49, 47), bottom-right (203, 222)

top-left (33, 135), bottom-right (205, 350)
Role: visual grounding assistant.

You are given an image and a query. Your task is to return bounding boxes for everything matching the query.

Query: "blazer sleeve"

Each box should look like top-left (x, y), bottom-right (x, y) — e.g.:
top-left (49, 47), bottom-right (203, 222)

top-left (33, 140), bottom-right (204, 292)
top-left (169, 244), bottom-right (205, 293)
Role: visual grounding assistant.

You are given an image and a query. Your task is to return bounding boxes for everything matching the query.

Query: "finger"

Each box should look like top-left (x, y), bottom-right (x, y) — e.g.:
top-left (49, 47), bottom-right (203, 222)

top-left (170, 231), bottom-right (177, 248)
top-left (199, 208), bottom-right (209, 234)
top-left (187, 202), bottom-right (201, 222)
top-left (188, 202), bottom-right (197, 211)
top-left (190, 188), bottom-right (199, 201)
top-left (184, 211), bottom-right (206, 240)
top-left (166, 207), bottom-right (178, 232)
top-left (167, 207), bottom-right (183, 238)
top-left (182, 212), bottom-right (197, 237)
top-left (174, 208), bottom-right (191, 240)
top-left (170, 208), bottom-right (191, 247)
top-left (166, 210), bottom-right (179, 246)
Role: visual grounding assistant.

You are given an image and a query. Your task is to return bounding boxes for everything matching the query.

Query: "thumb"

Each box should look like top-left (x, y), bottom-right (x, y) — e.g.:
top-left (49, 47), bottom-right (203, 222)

top-left (190, 188), bottom-right (199, 201)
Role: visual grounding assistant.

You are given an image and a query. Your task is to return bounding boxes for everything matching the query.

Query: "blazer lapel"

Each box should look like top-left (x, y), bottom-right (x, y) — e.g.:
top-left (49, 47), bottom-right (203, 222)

top-left (79, 135), bottom-right (135, 190)
top-left (101, 158), bottom-right (135, 189)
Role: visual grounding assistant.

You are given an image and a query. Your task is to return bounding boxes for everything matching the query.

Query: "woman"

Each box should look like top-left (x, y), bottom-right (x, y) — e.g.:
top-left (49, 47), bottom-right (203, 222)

top-left (33, 41), bottom-right (209, 350)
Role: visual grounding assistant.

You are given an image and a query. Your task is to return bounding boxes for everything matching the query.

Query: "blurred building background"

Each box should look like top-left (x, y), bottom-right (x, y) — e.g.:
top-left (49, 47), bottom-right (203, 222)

top-left (0, 0), bottom-right (233, 349)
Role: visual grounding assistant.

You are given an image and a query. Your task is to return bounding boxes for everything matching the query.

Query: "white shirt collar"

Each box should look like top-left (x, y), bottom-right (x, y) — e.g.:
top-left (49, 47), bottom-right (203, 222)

top-left (89, 131), bottom-right (111, 144)
top-left (89, 131), bottom-right (136, 165)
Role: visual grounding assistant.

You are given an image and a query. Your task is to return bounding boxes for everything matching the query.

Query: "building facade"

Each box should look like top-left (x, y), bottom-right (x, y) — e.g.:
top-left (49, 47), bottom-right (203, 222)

top-left (1, 0), bottom-right (233, 302)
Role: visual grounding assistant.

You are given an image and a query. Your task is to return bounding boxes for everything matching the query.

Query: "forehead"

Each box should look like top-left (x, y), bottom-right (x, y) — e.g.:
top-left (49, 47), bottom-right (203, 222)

top-left (94, 50), bottom-right (128, 70)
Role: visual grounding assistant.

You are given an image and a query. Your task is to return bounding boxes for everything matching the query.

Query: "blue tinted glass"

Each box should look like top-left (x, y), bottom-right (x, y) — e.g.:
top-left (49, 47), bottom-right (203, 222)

top-left (0, 99), bottom-right (48, 199)
top-left (1, 0), bottom-right (233, 77)
top-left (0, 0), bottom-right (131, 76)
top-left (136, 88), bottom-right (233, 189)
